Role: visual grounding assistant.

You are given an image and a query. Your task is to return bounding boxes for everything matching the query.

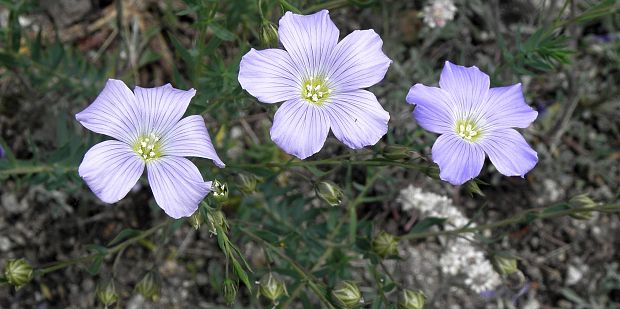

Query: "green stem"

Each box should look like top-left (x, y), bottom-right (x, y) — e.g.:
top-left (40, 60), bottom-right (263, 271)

top-left (239, 227), bottom-right (336, 309)
top-left (228, 157), bottom-right (430, 174)
top-left (37, 221), bottom-right (170, 276)
top-left (302, 0), bottom-right (348, 13)
top-left (0, 164), bottom-right (77, 177)
top-left (400, 204), bottom-right (620, 240)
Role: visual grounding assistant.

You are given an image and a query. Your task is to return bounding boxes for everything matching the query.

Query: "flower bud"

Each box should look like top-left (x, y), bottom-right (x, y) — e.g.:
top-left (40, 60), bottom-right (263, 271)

top-left (135, 271), bottom-right (161, 301)
top-left (331, 281), bottom-right (362, 308)
top-left (372, 231), bottom-right (399, 258)
top-left (491, 254), bottom-right (518, 276)
top-left (569, 194), bottom-right (596, 220)
top-left (260, 21), bottom-right (279, 48)
top-left (4, 259), bottom-right (33, 289)
top-left (382, 145), bottom-right (418, 160)
top-left (188, 210), bottom-right (203, 230)
top-left (259, 273), bottom-right (287, 302)
top-left (222, 278), bottom-right (238, 305)
top-left (238, 174), bottom-right (258, 194)
top-left (96, 279), bottom-right (118, 306)
top-left (212, 180), bottom-right (229, 203)
top-left (316, 181), bottom-right (343, 207)
top-left (207, 209), bottom-right (229, 235)
top-left (398, 289), bottom-right (426, 309)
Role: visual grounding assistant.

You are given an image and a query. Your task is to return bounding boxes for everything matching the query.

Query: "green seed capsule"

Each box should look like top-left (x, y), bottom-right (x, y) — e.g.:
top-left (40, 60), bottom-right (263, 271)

top-left (4, 259), bottom-right (33, 289)
top-left (398, 289), bottom-right (426, 309)
top-left (222, 278), bottom-right (238, 305)
top-left (96, 279), bottom-right (118, 306)
top-left (135, 271), bottom-right (161, 301)
top-left (316, 181), bottom-right (344, 207)
top-left (331, 281), bottom-right (362, 308)
top-left (372, 231), bottom-right (399, 258)
top-left (259, 273), bottom-right (287, 302)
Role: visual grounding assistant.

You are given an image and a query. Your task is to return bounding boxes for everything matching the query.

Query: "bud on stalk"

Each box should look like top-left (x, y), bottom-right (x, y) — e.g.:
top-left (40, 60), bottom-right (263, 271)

top-left (331, 280), bottom-right (362, 308)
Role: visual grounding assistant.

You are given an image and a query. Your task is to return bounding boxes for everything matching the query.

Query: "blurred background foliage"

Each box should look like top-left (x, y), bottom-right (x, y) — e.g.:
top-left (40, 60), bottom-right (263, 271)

top-left (0, 0), bottom-right (619, 308)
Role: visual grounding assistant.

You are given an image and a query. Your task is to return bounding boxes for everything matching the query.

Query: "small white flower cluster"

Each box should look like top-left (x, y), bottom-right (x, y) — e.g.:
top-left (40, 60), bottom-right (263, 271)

top-left (421, 0), bottom-right (457, 29)
top-left (398, 185), bottom-right (501, 293)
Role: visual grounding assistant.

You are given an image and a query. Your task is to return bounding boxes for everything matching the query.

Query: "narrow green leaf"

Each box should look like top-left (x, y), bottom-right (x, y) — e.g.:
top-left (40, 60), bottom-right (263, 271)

top-left (209, 23), bottom-right (235, 41)
top-left (408, 217), bottom-right (446, 234)
top-left (85, 244), bottom-right (108, 255)
top-left (232, 259), bottom-right (252, 291)
top-left (106, 228), bottom-right (141, 247)
top-left (86, 254), bottom-right (104, 275)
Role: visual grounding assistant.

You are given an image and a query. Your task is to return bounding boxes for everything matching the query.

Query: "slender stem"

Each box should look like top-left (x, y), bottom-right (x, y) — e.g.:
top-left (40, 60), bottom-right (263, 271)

top-left (278, 172), bottom-right (382, 307)
top-left (302, 0), bottom-right (348, 13)
top-left (37, 221), bottom-right (170, 275)
top-left (239, 227), bottom-right (336, 309)
top-left (400, 204), bottom-right (620, 240)
top-left (228, 158), bottom-right (431, 175)
top-left (0, 164), bottom-right (77, 177)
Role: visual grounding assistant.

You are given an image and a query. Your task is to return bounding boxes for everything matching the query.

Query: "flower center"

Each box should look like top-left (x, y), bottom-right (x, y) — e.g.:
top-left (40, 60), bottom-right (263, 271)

top-left (455, 119), bottom-right (481, 142)
top-left (301, 76), bottom-right (331, 106)
top-left (133, 133), bottom-right (162, 161)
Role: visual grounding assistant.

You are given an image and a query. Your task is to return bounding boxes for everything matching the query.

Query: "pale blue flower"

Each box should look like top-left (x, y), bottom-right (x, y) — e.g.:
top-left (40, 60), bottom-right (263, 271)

top-left (76, 79), bottom-right (224, 218)
top-left (407, 61), bottom-right (538, 185)
top-left (238, 10), bottom-right (391, 159)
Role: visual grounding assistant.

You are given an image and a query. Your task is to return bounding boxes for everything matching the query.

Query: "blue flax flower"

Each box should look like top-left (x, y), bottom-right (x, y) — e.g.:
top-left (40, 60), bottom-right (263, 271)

top-left (76, 79), bottom-right (225, 218)
top-left (406, 61), bottom-right (538, 185)
top-left (238, 10), bottom-right (391, 159)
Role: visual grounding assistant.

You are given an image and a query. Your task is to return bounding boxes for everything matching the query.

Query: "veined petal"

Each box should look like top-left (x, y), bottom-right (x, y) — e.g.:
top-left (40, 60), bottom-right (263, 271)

top-left (238, 48), bottom-right (302, 103)
top-left (431, 134), bottom-right (485, 185)
top-left (78, 140), bottom-right (145, 203)
top-left (439, 61), bottom-right (490, 119)
top-left (147, 157), bottom-right (212, 219)
top-left (76, 79), bottom-right (141, 144)
top-left (479, 128), bottom-right (537, 177)
top-left (407, 84), bottom-right (457, 134)
top-left (270, 98), bottom-right (330, 159)
top-left (278, 10), bottom-right (339, 76)
top-left (325, 90), bottom-right (389, 149)
top-left (326, 30), bottom-right (391, 92)
top-left (160, 115), bottom-right (225, 168)
top-left (478, 84), bottom-right (538, 129)
top-left (134, 84), bottom-right (196, 136)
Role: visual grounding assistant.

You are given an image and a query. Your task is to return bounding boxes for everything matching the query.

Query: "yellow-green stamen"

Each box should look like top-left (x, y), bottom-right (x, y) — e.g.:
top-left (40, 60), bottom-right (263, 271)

top-left (455, 119), bottom-right (481, 142)
top-left (301, 76), bottom-right (331, 106)
top-left (133, 133), bottom-right (162, 161)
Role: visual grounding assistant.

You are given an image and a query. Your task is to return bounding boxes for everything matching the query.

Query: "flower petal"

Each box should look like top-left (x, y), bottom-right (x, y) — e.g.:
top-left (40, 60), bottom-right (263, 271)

top-left (407, 84), bottom-right (457, 134)
top-left (439, 61), bottom-right (490, 119)
top-left (325, 90), bottom-right (389, 149)
top-left (160, 115), bottom-right (225, 168)
top-left (134, 84), bottom-right (196, 136)
top-left (76, 79), bottom-right (141, 144)
top-left (147, 157), bottom-right (212, 219)
top-left (78, 140), bottom-right (145, 203)
top-left (270, 98), bottom-right (330, 159)
top-left (278, 10), bottom-right (339, 76)
top-left (431, 134), bottom-right (485, 185)
top-left (326, 30), bottom-right (391, 92)
top-left (479, 128), bottom-right (537, 177)
top-left (238, 48), bottom-right (302, 103)
top-left (478, 84), bottom-right (538, 129)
